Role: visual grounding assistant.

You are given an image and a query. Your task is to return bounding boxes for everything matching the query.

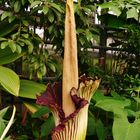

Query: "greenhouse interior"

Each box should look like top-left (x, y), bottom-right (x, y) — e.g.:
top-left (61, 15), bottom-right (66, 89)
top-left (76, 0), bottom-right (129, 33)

top-left (0, 0), bottom-right (140, 140)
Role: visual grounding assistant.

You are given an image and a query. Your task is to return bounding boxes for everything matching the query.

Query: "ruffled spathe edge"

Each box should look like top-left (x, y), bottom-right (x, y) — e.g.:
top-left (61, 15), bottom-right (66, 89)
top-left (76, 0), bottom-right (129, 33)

top-left (36, 76), bottom-right (100, 138)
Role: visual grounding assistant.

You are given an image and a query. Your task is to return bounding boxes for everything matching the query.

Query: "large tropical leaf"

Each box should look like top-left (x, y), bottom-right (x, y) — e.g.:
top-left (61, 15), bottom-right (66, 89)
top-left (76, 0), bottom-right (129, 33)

top-left (95, 98), bottom-right (131, 114)
top-left (95, 94), bottom-right (140, 140)
top-left (0, 66), bottom-right (20, 96)
top-left (0, 48), bottom-right (25, 65)
top-left (113, 115), bottom-right (140, 140)
top-left (19, 80), bottom-right (46, 99)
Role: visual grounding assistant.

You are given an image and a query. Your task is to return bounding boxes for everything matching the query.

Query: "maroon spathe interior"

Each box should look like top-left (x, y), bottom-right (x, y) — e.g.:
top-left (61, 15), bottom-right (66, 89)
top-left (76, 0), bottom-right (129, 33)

top-left (36, 77), bottom-right (90, 132)
top-left (36, 82), bottom-right (65, 121)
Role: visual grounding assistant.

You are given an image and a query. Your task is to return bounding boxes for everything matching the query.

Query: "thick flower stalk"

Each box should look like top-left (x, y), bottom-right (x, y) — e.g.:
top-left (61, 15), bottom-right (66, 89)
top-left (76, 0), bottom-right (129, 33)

top-left (36, 0), bottom-right (100, 139)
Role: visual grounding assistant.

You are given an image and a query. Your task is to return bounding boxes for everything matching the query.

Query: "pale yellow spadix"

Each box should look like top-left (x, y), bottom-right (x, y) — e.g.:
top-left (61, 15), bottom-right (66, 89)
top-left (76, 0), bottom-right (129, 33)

top-left (62, 0), bottom-right (78, 117)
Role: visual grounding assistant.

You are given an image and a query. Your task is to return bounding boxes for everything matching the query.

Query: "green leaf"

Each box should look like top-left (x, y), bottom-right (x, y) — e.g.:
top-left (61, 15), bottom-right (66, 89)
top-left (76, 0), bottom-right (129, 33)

top-left (99, 2), bottom-right (112, 9)
top-left (98, 14), bottom-right (126, 29)
top-left (21, 34), bottom-right (29, 39)
top-left (85, 30), bottom-right (93, 41)
top-left (48, 10), bottom-right (54, 23)
top-left (30, 6), bottom-right (42, 14)
top-left (110, 6), bottom-right (121, 17)
top-left (32, 106), bottom-right (50, 118)
top-left (24, 102), bottom-right (40, 113)
top-left (47, 63), bottom-right (56, 72)
top-left (113, 116), bottom-right (140, 140)
top-left (86, 5), bottom-right (96, 11)
top-left (95, 98), bottom-right (131, 114)
top-left (111, 91), bottom-right (122, 100)
top-left (0, 107), bottom-right (9, 136)
top-left (1, 42), bottom-right (9, 49)
top-left (0, 20), bottom-right (19, 37)
top-left (133, 97), bottom-right (140, 103)
top-left (0, 48), bottom-right (25, 65)
top-left (26, 41), bottom-right (33, 53)
top-left (22, 20), bottom-right (29, 26)
top-left (0, 37), bottom-right (7, 42)
top-left (17, 41), bottom-right (24, 47)
top-left (28, 0), bottom-right (33, 3)
top-left (1, 11), bottom-right (11, 21)
top-left (87, 114), bottom-right (96, 135)
top-left (93, 90), bottom-right (107, 101)
top-left (48, 25), bottom-right (54, 34)
top-left (14, 1), bottom-right (21, 13)
top-left (83, 7), bottom-right (91, 14)
top-left (79, 36), bottom-right (85, 46)
top-left (40, 64), bottom-right (47, 75)
top-left (30, 1), bottom-right (41, 8)
top-left (0, 118), bottom-right (5, 136)
top-left (8, 40), bottom-right (16, 52)
top-left (0, 107), bottom-right (9, 117)
top-left (43, 6), bottom-right (49, 14)
top-left (95, 94), bottom-right (140, 140)
top-left (21, 0), bottom-right (26, 5)
top-left (19, 39), bottom-right (33, 53)
top-left (0, 106), bottom-right (16, 140)
top-left (37, 70), bottom-right (43, 79)
top-left (16, 44), bottom-right (22, 54)
top-left (96, 119), bottom-right (106, 140)
top-left (8, 16), bottom-right (16, 23)
top-left (0, 66), bottom-right (20, 96)
top-left (50, 3), bottom-right (63, 13)
top-left (33, 129), bottom-right (39, 138)
top-left (19, 80), bottom-right (46, 99)
top-left (41, 116), bottom-right (55, 137)
top-left (127, 8), bottom-right (138, 20)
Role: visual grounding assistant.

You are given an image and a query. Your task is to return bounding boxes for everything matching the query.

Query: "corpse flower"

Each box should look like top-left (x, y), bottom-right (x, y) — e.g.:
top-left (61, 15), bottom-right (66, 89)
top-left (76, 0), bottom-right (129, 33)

top-left (36, 0), bottom-right (100, 139)
top-left (37, 77), bottom-right (100, 140)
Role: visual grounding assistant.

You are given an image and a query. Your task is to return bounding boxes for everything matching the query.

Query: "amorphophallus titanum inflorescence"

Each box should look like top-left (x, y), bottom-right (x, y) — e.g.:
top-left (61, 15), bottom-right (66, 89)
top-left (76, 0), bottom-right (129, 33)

top-left (36, 0), bottom-right (100, 139)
